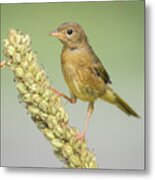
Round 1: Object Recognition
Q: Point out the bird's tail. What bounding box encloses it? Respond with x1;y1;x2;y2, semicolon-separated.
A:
100;87;140;118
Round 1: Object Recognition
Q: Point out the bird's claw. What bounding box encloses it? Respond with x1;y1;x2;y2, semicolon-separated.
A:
76;132;85;142
0;60;7;69
50;87;62;97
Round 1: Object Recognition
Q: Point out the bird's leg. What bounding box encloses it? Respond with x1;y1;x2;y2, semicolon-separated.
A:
0;60;7;69
50;86;77;103
76;102;94;142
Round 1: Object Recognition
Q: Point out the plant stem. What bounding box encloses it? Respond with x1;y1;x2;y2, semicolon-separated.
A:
2;29;97;168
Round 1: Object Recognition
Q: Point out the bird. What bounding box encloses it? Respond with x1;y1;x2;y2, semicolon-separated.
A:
49;22;140;141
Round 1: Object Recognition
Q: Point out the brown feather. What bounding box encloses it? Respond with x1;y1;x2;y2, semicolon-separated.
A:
51;22;139;118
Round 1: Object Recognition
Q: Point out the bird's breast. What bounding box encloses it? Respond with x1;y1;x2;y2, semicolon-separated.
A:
61;48;105;101
61;54;86;100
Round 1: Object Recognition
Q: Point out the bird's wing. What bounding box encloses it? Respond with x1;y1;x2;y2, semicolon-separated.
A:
92;56;112;84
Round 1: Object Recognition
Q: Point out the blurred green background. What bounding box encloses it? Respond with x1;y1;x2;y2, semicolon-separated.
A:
1;1;144;169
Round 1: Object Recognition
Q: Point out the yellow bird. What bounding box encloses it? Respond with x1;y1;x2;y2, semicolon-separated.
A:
49;22;139;141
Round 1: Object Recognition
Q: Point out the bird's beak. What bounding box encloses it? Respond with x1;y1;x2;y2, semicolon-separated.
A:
49;30;64;40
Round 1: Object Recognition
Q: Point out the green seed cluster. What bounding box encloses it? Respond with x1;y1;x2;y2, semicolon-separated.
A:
3;29;97;168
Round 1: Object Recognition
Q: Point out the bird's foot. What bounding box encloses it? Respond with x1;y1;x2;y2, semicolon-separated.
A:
50;86;63;97
76;132;85;142
50;86;77;104
0;60;7;69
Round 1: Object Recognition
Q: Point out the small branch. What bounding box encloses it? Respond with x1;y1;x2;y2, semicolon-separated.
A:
2;29;97;168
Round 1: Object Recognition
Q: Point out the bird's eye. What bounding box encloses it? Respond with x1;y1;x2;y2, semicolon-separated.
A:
67;29;73;35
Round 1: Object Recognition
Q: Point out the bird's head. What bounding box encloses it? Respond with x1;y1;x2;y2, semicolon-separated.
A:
49;22;87;48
